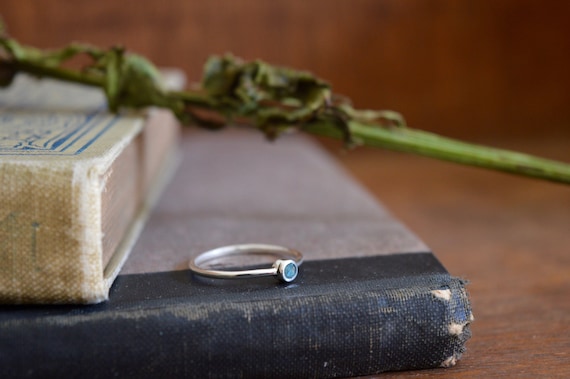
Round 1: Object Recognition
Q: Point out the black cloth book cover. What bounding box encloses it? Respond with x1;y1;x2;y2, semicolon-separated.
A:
0;128;472;378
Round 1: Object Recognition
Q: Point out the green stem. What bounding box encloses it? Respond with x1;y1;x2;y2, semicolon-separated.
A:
9;60;104;88
6;55;570;185
304;120;570;185
10;59;215;109
169;90;214;108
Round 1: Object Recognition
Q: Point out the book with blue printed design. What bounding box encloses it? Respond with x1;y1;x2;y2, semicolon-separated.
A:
0;72;183;303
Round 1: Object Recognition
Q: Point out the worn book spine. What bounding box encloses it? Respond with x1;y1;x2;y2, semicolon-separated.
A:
0;73;182;304
0;254;472;378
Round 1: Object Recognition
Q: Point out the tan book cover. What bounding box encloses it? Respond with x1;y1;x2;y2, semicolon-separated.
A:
0;72;182;304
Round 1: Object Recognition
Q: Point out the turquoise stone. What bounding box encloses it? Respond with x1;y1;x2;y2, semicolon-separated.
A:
284;262;297;280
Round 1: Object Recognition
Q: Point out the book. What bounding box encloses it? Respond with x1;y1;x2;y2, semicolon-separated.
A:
0;128;473;377
0;72;183;304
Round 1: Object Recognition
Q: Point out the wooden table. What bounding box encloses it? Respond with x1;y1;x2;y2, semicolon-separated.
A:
323;136;570;377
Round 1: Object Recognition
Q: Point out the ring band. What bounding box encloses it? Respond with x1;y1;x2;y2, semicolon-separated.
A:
189;244;303;283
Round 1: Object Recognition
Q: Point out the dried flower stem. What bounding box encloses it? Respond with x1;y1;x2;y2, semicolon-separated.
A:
1;32;570;185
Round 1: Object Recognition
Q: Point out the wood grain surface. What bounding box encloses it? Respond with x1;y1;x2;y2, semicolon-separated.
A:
321;136;570;377
3;0;570;138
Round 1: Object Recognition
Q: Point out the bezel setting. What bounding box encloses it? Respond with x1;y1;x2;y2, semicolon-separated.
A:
274;259;298;283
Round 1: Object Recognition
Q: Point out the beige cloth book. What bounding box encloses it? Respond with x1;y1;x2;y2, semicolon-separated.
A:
0;73;182;304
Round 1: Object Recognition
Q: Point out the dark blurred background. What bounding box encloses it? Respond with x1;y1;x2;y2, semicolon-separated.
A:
3;0;570;140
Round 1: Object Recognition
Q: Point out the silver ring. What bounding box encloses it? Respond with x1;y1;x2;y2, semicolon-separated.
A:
189;244;303;283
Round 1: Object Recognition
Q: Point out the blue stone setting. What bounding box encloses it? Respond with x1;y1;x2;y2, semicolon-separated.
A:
275;259;299;282
284;262;298;281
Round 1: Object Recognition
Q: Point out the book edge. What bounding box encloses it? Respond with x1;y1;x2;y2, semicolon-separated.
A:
102;138;181;291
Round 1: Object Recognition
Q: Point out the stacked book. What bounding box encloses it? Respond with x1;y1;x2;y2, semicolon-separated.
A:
0;75;472;378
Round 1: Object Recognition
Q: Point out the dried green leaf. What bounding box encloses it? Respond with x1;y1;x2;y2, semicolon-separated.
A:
201;55;338;139
2;24;570;185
